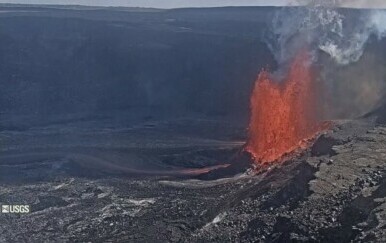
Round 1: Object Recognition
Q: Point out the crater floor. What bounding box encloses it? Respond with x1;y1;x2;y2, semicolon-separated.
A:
1;117;386;242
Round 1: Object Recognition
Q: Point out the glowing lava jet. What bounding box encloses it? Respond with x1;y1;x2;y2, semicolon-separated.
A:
245;50;329;164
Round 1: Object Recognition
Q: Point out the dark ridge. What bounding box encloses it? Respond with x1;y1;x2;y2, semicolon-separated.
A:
311;135;341;157
200;159;315;227
194;150;253;180
259;161;316;210
320;174;386;242
363;102;386;124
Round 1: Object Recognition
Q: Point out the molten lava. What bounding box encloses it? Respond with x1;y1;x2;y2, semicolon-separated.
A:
246;51;328;164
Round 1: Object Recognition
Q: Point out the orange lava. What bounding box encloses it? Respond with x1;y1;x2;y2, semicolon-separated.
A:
245;50;329;164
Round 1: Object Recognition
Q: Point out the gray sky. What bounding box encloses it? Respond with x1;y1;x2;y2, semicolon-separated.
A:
0;0;291;8
0;0;385;9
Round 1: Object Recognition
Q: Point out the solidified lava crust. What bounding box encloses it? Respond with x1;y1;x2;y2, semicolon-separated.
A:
2;117;386;242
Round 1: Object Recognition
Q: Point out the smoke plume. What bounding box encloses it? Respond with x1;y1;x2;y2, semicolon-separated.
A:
266;0;386;65
264;1;386;119
294;0;386;9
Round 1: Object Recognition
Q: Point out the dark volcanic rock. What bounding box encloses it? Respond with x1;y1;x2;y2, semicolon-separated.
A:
1;117;386;242
195;150;254;180
365;102;386;124
311;134;341;156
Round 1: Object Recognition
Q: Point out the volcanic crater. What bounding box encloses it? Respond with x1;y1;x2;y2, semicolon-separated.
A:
0;5;386;243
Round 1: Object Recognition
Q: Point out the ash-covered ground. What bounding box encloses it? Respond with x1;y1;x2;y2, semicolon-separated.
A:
1;112;386;242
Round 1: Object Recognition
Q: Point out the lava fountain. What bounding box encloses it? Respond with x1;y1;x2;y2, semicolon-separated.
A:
245;50;330;164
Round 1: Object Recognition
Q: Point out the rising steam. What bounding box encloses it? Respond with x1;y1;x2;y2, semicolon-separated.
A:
266;0;386;65
247;0;386;163
263;1;386;119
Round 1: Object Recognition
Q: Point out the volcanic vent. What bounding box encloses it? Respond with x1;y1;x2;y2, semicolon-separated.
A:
245;51;330;164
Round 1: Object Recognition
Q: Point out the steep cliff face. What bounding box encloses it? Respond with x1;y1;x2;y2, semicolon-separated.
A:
0;7;385;130
0;7;275;128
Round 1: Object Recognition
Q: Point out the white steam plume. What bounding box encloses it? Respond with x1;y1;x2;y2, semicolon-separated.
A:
266;1;386;65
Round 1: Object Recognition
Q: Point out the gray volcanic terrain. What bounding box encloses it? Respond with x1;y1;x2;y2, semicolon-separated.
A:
0;5;386;242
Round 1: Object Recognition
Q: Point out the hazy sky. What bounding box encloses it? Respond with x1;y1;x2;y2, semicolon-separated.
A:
0;0;291;8
0;0;385;9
